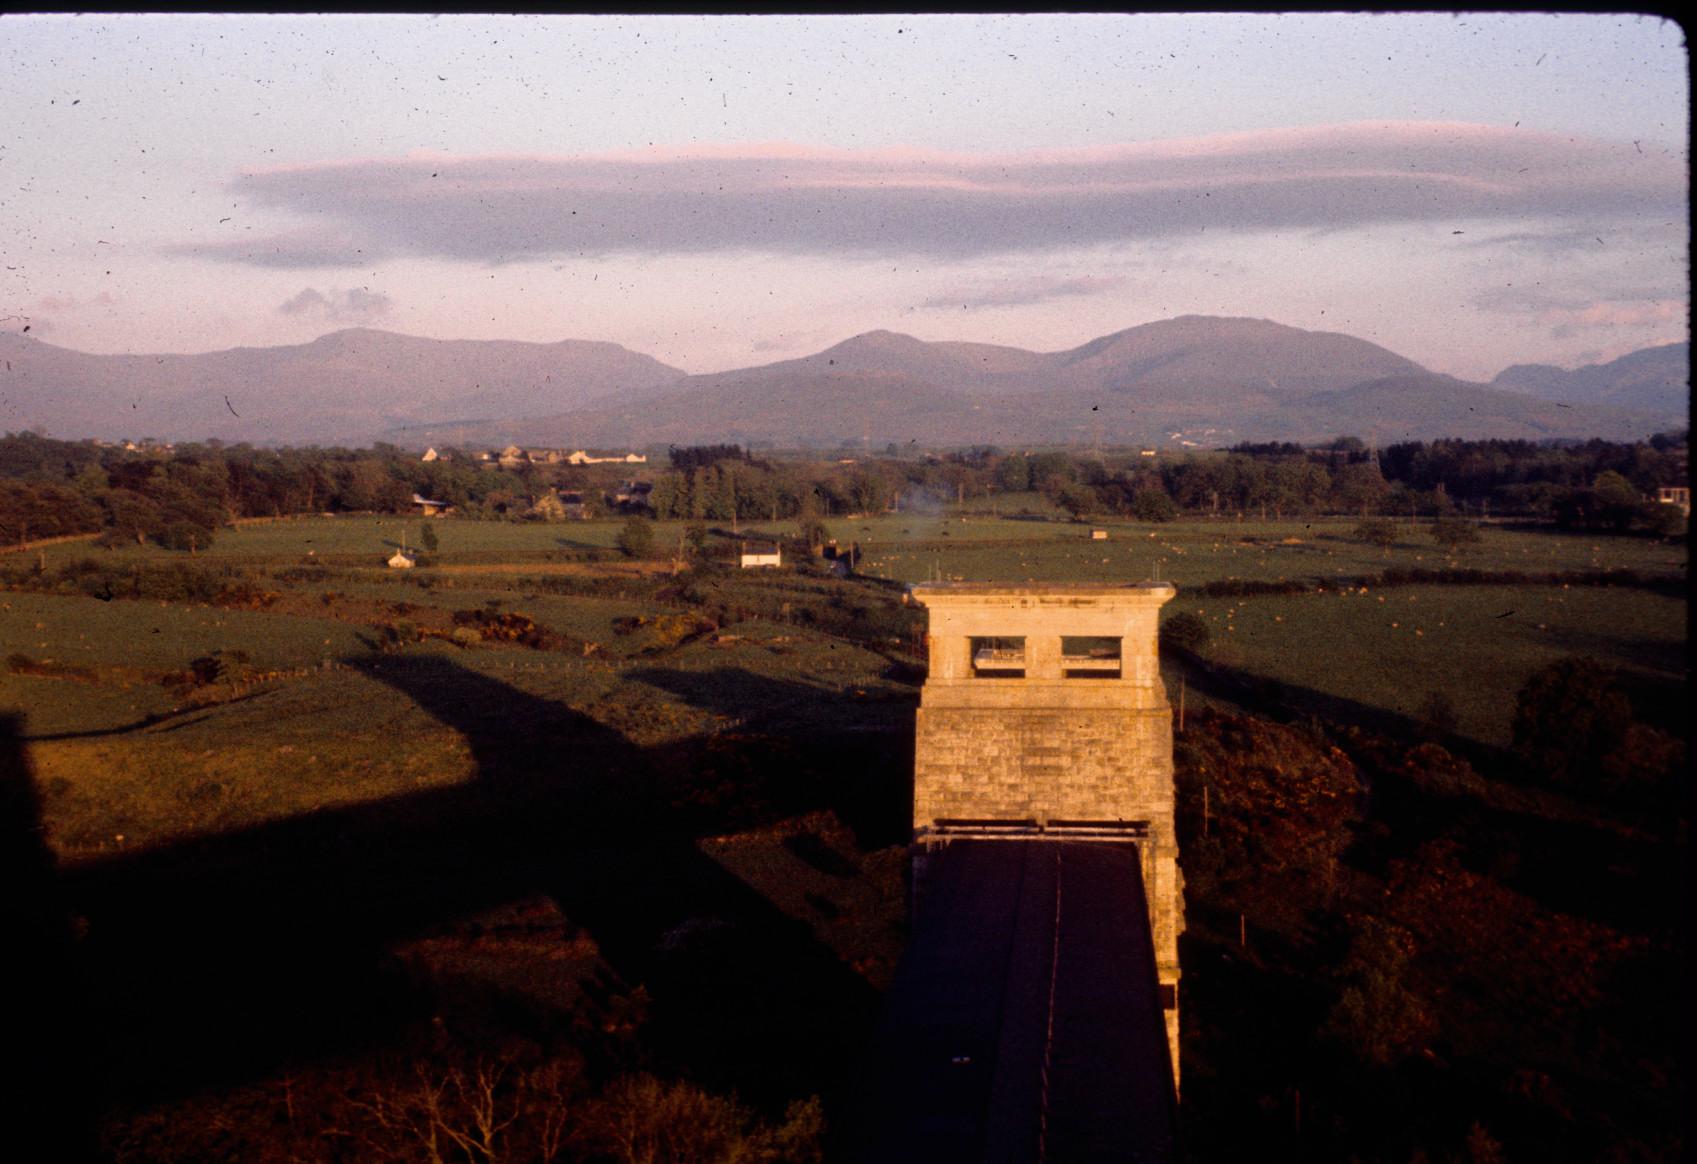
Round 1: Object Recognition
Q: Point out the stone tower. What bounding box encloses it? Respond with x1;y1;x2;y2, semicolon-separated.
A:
908;581;1183;1079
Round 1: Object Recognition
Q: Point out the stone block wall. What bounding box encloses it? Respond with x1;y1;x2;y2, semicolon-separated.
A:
914;706;1172;824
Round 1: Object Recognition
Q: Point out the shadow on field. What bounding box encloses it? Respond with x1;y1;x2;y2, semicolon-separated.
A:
628;662;841;719
21;654;880;1123
1167;644;1507;768
3;713;100;1161
1169;649;1683;934
626;664;915;848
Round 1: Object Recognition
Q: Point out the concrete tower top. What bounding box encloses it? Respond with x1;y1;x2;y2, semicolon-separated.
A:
909;581;1174;700
908;580;1176;600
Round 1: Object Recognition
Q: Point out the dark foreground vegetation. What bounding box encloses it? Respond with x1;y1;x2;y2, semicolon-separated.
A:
1171;660;1684;1162
7;619;1680;1161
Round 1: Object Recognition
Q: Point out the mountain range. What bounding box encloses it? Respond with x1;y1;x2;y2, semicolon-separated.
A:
1;316;1684;449
1489;343;1689;416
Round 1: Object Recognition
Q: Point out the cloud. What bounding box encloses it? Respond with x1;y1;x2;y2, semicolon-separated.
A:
172;229;386;268
278;286;393;324
1463;219;1686;256
172;122;1687;268
1541;299;1685;338
1474;282;1685;327
31;292;117;313
920;275;1128;311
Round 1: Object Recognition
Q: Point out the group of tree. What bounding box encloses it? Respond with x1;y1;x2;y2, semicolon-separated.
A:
0;433;646;550
0;429;1685;554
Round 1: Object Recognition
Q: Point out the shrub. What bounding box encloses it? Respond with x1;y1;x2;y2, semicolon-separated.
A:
156;521;212;553
1131;488;1177;523
450;609;556;649
1323;918;1435;1067
1196;577;1306;598
576;1073;823;1164
1353;517;1398;549
616;516;654;559
1511;656;1633;787
1055;481;1103;520
1428;515;1481;549
1160;611;1211;654
186;649;252;687
1414;691;1459;740
798;517;831;552
1173;709;1365;936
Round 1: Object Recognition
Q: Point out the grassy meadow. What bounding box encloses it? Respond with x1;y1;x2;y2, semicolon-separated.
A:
7;511;1683;849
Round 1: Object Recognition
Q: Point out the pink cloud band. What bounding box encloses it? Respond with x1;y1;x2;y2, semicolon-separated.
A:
170;121;1685;268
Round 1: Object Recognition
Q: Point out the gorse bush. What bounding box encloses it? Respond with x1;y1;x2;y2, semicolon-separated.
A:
1353;517;1398;549
1160;611;1212;654
616;516;654;559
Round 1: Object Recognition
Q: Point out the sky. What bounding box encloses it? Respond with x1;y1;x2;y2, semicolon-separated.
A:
0;12;1687;381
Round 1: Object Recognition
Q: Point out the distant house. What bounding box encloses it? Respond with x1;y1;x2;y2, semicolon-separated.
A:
386;548;417;569
1090;528;1109;540
1656;485;1690;516
613;480;653;510
412;493;453;517
421;447;440;462
1139;448;1158;458
567;449;649;465
497;445;527;468
740;543;782;568
558;491;589;520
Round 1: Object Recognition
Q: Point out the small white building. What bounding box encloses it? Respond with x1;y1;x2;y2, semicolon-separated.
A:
567;449;649;465
386;549;417;569
1090;528;1109;541
739;544;782;569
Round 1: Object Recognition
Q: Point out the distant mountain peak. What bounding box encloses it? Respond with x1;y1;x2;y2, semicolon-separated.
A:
826;329;927;353
1490;340;1687;417
7;317;1675;448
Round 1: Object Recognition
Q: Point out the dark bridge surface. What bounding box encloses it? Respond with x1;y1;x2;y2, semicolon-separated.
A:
846;840;1177;1163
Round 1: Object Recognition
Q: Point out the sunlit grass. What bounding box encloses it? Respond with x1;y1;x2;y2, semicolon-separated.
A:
7;510;1685;864
1179;584;1686;745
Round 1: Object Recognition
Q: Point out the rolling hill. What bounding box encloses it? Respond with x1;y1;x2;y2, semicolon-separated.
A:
1491;342;1689;421
398;317;1671;449
0;329;687;447
3;317;1682;449
1246;373;1669;445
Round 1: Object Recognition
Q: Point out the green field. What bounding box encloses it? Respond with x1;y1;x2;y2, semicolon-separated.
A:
5;511;1685;856
1180;583;1685;744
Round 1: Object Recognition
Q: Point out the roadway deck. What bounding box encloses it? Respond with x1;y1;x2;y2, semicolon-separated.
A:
844;839;1177;1163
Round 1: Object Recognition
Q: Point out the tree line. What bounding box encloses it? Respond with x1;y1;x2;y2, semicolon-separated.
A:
0;429;1686;552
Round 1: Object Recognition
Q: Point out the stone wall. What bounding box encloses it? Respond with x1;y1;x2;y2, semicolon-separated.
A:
913;706;1172;824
